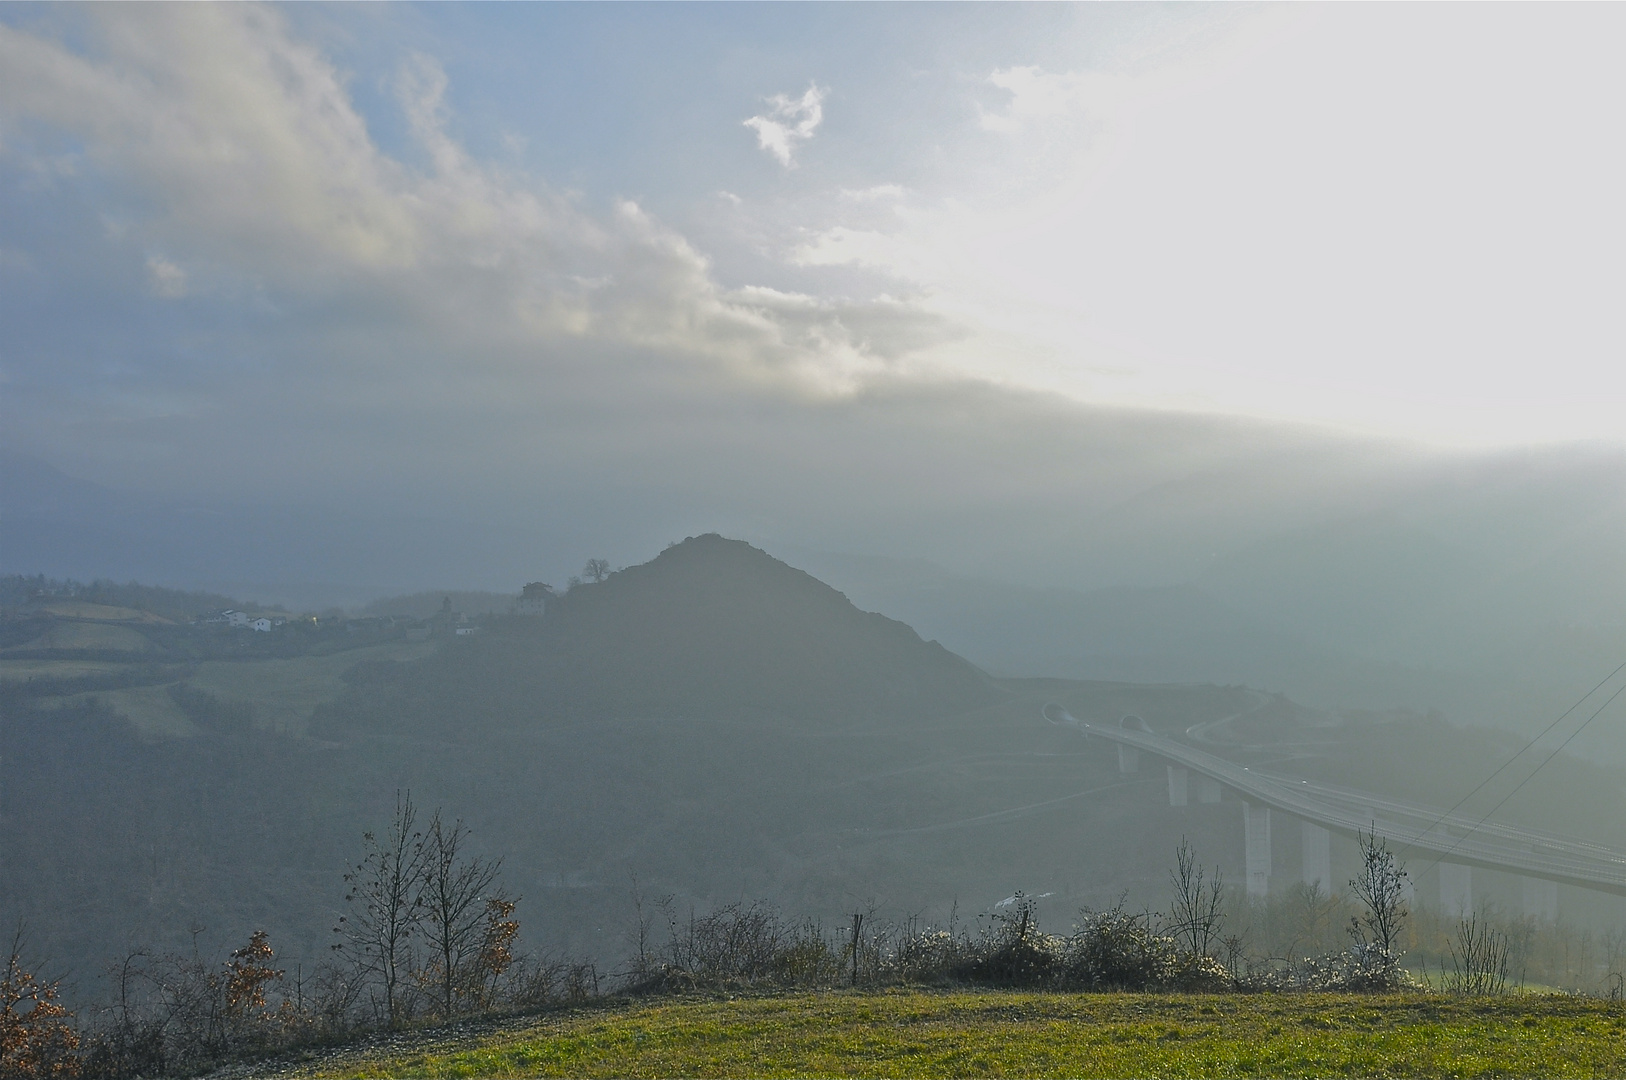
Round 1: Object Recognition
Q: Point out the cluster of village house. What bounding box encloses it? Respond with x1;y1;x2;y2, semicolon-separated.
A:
205;610;285;632
200;583;556;638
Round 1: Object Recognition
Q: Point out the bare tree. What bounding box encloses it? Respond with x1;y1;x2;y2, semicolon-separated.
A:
418;811;504;1019
1446;911;1510;996
336;792;426;1027
582;558;611;583
1348;828;1408;958
1167;838;1226;959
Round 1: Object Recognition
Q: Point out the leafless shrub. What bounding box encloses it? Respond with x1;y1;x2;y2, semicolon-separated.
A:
1167;839;1226;961
334;793;427;1029
876;921;969;985
501;955;600;1010
1348;829;1408;962
1231;946;1419;993
635;901;841;991
78;931;314;1079
416;812;505;1019
1446;912;1511;996
1058;900;1226;991
955;893;1059;987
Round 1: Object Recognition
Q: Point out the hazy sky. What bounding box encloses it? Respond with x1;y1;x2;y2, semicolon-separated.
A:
3;3;1623;587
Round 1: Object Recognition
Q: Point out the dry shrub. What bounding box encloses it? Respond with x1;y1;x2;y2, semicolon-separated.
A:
1;950;81;1080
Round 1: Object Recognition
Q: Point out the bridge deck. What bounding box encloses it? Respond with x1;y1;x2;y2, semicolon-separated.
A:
1044;705;1626;896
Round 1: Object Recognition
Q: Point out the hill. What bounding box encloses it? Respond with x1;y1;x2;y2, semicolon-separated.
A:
325;535;1001;735
5;536;1625;1007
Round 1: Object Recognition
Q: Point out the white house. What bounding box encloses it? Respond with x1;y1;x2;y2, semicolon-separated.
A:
224;610;251;628
251;618;273;632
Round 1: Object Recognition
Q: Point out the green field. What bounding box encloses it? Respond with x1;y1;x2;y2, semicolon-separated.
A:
0;657;139;682
187;640;438;733
11;618;158;652
10;640;438;737
280;990;1626;1079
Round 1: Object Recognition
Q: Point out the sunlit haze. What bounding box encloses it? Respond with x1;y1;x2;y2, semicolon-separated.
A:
5;4;1626;1044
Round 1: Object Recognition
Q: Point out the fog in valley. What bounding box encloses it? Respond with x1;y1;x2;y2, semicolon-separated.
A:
2;1;1625;1034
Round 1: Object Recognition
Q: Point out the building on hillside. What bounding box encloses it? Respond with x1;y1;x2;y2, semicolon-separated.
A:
516;582;553;617
429;596;468;637
251;617;273;632
224;610;251;628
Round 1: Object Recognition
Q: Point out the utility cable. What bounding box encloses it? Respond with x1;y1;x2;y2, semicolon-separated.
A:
1413;677;1626;881
1395;658;1626;858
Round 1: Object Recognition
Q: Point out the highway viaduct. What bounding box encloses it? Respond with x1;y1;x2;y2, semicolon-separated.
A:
1044;704;1626;919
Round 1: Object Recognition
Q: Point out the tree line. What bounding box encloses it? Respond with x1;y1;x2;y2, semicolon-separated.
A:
2;792;594;1080
6;811;1573;1080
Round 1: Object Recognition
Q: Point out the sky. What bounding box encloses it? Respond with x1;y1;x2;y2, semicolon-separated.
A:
2;2;1624;591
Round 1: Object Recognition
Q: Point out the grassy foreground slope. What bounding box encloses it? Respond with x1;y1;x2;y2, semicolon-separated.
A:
284;991;1624;1079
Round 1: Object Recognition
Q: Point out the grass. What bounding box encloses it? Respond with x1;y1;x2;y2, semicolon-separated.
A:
0;658;138;682
11;640;437;737
287;990;1625;1079
55;684;202;738
36;600;169;622
4;619;157;653
187;640;437;733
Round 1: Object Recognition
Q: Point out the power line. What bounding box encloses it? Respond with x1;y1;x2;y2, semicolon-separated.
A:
1396;658;1626;859
1414;677;1626;881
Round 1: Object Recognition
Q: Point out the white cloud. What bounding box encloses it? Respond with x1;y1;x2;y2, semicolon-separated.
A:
145;255;187;298
840;184;905;202
0;15;941;404
743;83;826;167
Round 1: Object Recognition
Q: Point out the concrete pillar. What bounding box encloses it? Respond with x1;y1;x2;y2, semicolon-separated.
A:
1243;801;1271;898
1301;821;1331;891
1440;863;1473;917
1197;777;1223;804
1167;765;1189;807
1117;744;1140;773
1521;876;1558;922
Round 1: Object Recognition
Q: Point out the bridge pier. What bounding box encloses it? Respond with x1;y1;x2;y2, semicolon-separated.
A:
1521;876;1558;921
1440;863;1473;917
1117;745;1140;773
1243;802;1272;898
1301;821;1331;891
1167;766;1188;807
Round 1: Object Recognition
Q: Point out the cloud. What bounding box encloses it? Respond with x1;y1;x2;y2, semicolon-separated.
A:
743;83;826;167
0;13;944;405
0;5;984;524
978;66;1116;134
145;255;186;298
840;184;905;202
3;1;1619;609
